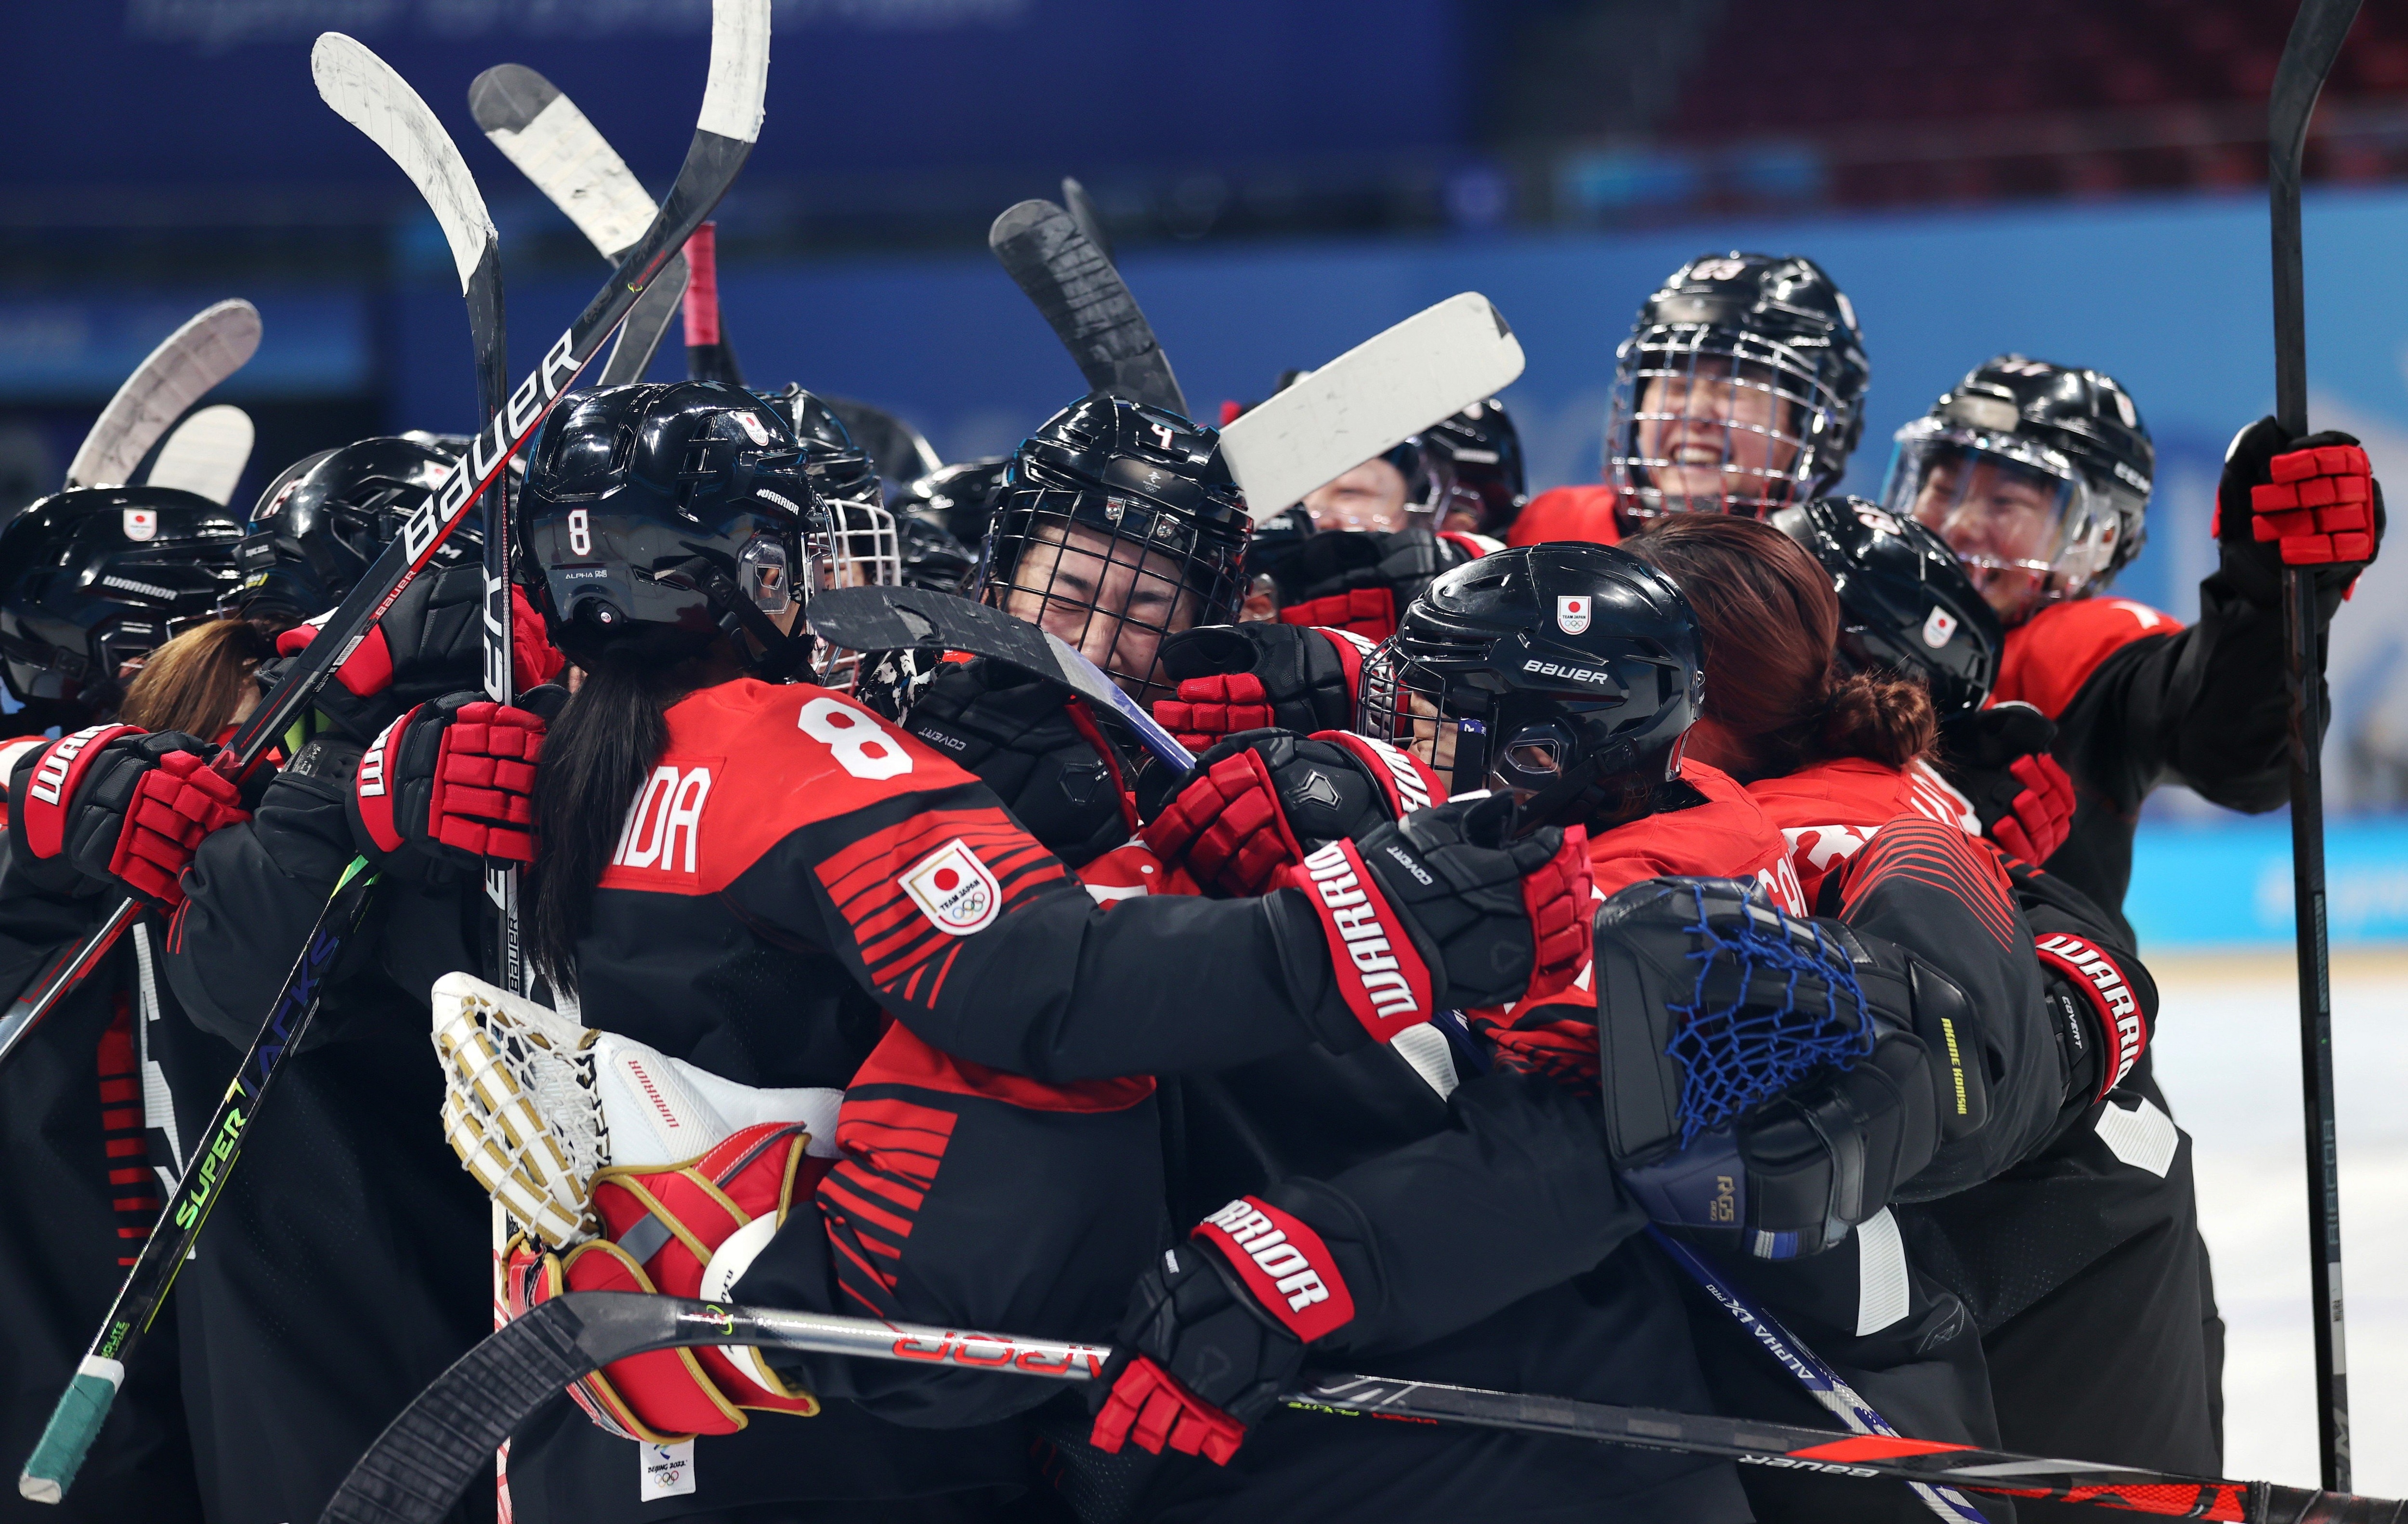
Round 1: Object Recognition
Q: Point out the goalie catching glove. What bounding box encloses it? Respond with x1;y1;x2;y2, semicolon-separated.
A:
1141;728;1443;897
1090;1196;1355;1465
432;973;842;1444
1596;877;1982;1259
5;727;248;909
1283;792;1590;1042
349;691;545;868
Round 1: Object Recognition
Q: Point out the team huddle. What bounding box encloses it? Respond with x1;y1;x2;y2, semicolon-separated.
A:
0;240;2384;1524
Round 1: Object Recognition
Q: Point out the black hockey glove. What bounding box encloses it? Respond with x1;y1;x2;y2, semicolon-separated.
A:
1089;1196;1353;1466
902;658;1133;867
1141;728;1444;897
1259;527;1473;641
7;727;248;909
1153;620;1372;753
348;691;543;870
1283;792;1590;1043
2216;416;2386;613
1935;703;2076;867
1596;877;1954;1258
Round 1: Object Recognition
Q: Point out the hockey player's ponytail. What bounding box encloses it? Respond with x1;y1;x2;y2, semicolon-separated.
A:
120;615;282;737
528;627;711;990
1627;515;1935;780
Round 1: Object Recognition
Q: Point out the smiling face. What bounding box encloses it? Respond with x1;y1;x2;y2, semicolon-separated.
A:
1907;450;2067;619
1633;355;1804;510
996;518;1202;698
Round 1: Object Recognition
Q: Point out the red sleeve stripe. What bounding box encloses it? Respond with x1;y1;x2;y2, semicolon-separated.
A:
821;1168;916;1242
1838;818;2019;950
828;1158;928;1215
824;1220;901;1298
817;807;1060;908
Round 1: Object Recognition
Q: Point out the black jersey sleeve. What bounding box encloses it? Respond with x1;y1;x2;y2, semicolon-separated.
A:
722;782;1367;1080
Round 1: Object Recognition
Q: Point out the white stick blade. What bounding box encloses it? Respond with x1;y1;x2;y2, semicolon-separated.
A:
1218;292;1526;523
313;32;497;295
65;299;262;490
472;65;658;258
699;0;772;144
144;405;254;505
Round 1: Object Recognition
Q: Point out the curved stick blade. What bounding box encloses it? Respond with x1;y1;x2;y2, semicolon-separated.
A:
989;198;1186;418
65;299;261;490
144;404;255;504
314;33;497;298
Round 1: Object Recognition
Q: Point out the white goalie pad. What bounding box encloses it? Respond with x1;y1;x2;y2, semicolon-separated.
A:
431;971;841;1249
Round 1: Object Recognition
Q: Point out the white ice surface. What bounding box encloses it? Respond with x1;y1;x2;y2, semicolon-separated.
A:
2149;950;2408;1494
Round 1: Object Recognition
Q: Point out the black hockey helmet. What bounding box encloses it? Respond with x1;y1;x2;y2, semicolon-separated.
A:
1422;397;1527;535
897;515;976;593
1773;496;2002;717
1606;252;1871;527
976;394;1251;701
233;434;481;621
0;484;243;711
516;380;827;675
1359;541;1704;829
1882;355;2153;624
764;384;901;595
892;457;1011;552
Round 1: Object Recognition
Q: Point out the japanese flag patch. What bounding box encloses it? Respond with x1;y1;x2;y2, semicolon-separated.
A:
899;838;1003;936
1556;595;1591;634
122;508;158;542
1921;605;1958;649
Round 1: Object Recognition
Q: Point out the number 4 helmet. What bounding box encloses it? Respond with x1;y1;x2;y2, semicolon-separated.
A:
1772;496;2002;717
1606;252;1871;529
1881;354;2153;625
1359;541;1704;829
516;380;828;677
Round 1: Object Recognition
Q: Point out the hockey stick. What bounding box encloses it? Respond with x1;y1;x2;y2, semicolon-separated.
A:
2269;0;2363;1490
143;404;254;505
65;299;260;490
803;583;1195;769
0;0;772;1070
316;1289;2407;1524
19;860;383;1503
1647;1228;1988;1524
1214;292;1524;522
990;198;1189;419
1061;175;1112;262
469;63;688;386
682;221;744;384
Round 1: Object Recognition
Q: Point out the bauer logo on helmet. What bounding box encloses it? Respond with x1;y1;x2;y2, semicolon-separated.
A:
900;838;1003;936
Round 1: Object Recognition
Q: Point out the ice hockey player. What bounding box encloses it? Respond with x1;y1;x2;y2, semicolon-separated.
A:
0;482;245;1524
458;380;1583;1520
1760;500;2218;1520
1885;355;2384;936
1510;252;1871;547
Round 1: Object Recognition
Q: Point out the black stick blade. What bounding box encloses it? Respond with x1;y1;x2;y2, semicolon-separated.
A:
807;585;1073;691
989;198;1187;418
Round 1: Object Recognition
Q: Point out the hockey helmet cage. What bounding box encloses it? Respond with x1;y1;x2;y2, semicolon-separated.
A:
1421;397;1528;534
1882;354;2153;623
517;381;827;676
976;394;1251;701
1772;496;2002;716
763;383;901;601
0;484;243;710
1606;252;1871;527
1359;541;1704;828
234;434;480;622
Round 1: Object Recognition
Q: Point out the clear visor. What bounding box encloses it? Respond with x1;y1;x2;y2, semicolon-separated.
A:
736;535;793;615
1881;423;2122;618
1608;334;1841;520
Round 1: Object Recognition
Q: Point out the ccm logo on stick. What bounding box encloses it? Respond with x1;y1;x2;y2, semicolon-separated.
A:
1196;1197;1356;1340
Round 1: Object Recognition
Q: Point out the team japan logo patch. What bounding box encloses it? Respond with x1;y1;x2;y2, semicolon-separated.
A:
1921;605;1958;649
122;508;158;542
1556;595;1592;634
900;838;1003;936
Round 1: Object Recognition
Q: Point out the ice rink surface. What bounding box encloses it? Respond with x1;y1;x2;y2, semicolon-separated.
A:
2151;949;2408;1495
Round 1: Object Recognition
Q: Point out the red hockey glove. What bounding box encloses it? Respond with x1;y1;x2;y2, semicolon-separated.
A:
1283;794;1586;1041
350;692;543;868
1152;622;1373;754
1989;752;2075;865
510;1120;827;1444
2032;929;2153;1107
7;727;248;910
276;570;567;742
1277;586;1396;641
2216;418;2386;605
1142;729;1443;897
1090;1196;1355;1465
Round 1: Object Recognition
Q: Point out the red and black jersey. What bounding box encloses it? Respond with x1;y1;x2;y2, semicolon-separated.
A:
1992;576;2301;940
1506;483;1626;549
1747;755;1983;909
572;677;1363;1087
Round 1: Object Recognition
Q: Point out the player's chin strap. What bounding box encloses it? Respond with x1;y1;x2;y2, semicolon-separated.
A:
659;556;816;683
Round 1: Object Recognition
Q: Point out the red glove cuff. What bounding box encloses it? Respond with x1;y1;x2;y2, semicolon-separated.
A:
1191;1196;1356;1341
17;724;143;859
2033;931;2147;1102
353;709;415;855
1520;824;1593;1003
1283;838;1434;1040
1313;731;1440;815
